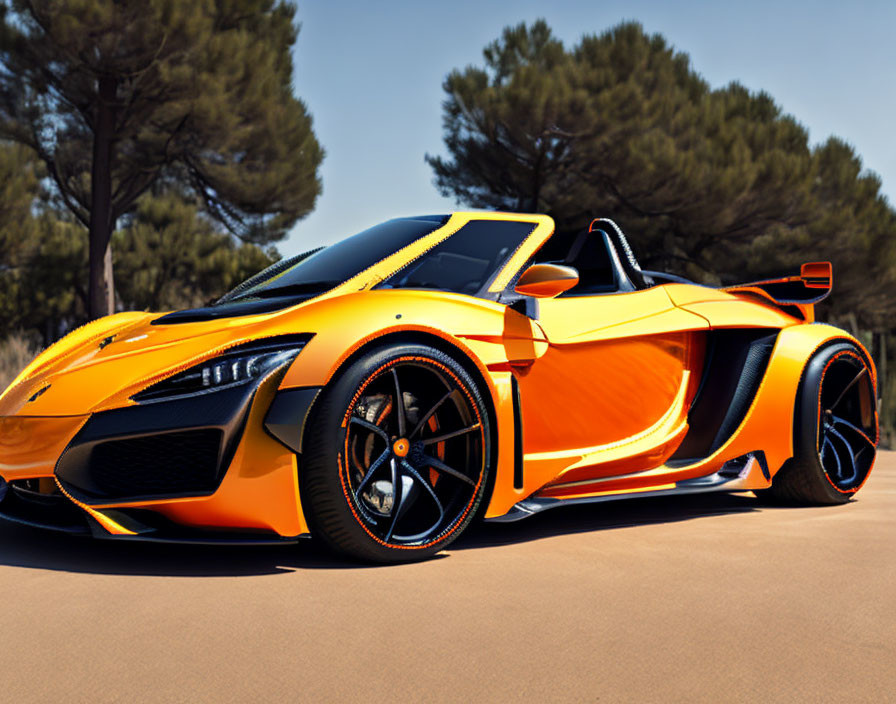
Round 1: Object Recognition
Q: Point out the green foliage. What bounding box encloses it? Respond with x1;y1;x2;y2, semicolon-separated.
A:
0;142;78;340
0;141;40;266
9;215;87;342
0;0;323;317
0;331;41;392
0;0;323;240
427;20;895;299
0;168;278;344
113;192;277;312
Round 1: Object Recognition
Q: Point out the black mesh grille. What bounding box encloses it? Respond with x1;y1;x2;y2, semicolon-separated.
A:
86;429;223;499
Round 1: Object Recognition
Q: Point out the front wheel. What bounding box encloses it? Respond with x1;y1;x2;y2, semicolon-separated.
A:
301;344;491;562
758;342;878;505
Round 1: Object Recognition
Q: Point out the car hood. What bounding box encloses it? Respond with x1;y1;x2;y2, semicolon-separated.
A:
0;302;312;417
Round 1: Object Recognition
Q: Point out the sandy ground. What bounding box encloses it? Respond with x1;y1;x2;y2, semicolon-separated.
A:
1;455;894;703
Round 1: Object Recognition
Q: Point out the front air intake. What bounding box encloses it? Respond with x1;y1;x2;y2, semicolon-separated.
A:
57;429;224;502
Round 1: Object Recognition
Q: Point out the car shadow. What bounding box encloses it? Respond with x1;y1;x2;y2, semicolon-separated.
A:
0;491;768;577
454;490;763;550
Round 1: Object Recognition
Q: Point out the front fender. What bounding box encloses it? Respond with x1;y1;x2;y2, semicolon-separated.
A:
276;290;512;390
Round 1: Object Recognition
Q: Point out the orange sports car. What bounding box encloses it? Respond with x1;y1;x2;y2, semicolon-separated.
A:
0;212;879;562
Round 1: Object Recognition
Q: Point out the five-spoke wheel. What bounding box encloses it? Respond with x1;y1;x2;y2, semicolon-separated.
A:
302;344;490;562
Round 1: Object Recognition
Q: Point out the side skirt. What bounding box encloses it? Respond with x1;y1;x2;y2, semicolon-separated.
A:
487;451;769;523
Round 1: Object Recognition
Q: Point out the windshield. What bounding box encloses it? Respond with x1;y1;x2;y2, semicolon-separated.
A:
228;215;449;301
378;219;536;296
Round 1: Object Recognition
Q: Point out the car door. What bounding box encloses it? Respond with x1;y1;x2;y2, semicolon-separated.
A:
510;235;709;495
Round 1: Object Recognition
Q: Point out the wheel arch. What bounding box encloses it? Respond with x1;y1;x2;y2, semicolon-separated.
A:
768;326;877;478
299;329;503;516
755;331;879;503
790;334;878;453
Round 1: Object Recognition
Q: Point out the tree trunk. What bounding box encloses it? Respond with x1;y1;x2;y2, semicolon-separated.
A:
87;76;117;320
873;330;890;448
874;330;887;399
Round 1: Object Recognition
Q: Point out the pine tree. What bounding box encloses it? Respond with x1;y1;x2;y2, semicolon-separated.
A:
427;21;819;278
0;140;40;269
0;0;323;319
113;191;277;313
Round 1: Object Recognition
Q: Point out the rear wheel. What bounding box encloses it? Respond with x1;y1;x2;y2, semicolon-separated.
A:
301;344;491;562
758;342;878;505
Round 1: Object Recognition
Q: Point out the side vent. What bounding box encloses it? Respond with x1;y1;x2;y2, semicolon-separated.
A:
671;331;778;462
511;376;524;489
709;335;777;453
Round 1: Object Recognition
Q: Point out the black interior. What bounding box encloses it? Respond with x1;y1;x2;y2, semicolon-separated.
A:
589;218;650;290
530;228;636;296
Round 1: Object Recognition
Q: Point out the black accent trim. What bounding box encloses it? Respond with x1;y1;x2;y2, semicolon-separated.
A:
84;509;305;545
488;471;739;523
88;530;304;546
152;295;317;324
0;480;90;534
671;330;779;462
591;229;636;293
727;279;830;305
506;295;539;319
55;380;260;504
717;453;751;478
263;387;322;454
511;375;524;489
216;247;324;305
716;450;770;480
710;333;778;452
641;269;692;285
756;450;771;480
27;385;50;403
589;219;646;290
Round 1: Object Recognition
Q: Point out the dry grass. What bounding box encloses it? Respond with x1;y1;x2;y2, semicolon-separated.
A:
0;333;41;392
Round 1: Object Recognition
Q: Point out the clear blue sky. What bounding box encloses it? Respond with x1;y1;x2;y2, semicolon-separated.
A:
284;0;896;255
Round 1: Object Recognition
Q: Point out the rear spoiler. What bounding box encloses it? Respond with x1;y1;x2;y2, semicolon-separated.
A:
723;262;832;309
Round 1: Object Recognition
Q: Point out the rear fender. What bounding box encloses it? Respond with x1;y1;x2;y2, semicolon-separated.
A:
672;323;872;484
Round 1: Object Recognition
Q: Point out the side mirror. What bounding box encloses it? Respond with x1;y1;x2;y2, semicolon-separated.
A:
514;263;579;298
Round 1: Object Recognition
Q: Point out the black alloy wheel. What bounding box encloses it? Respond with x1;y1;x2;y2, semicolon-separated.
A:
758;342;878;505
816;348;877;492
302;344;490;562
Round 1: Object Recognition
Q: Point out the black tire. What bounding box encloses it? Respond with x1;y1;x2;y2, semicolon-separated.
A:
757;342;878;505
301;343;491;562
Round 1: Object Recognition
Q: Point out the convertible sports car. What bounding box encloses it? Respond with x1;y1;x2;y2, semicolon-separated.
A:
0;212;879;562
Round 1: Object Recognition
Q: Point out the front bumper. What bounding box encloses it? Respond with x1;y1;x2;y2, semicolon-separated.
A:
0;477;303;544
0;376;318;542
55;383;258;505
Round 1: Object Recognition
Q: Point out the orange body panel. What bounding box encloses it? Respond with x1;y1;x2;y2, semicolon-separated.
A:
0;415;88;480
0;211;877;539
526;324;859;502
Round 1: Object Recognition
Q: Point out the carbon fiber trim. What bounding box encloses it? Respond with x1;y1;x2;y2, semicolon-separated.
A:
55;381;258;504
671;330;779;462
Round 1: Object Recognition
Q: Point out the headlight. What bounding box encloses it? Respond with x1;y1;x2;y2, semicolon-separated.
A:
132;335;312;403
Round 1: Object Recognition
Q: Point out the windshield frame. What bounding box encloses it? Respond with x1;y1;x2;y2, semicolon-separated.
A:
228;216;450;303
226;212;556;307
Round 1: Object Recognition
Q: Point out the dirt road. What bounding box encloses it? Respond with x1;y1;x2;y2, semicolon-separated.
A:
1;454;894;702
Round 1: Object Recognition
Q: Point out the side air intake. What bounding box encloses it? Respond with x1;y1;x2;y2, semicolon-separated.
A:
670;330;778;462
